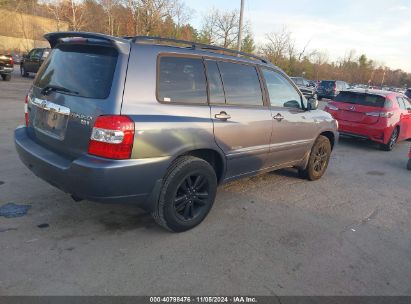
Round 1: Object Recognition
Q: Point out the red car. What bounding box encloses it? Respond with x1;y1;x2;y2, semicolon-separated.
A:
325;89;411;151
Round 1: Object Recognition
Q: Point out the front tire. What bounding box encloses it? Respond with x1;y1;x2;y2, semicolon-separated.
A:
152;156;217;232
380;127;399;151
299;135;332;181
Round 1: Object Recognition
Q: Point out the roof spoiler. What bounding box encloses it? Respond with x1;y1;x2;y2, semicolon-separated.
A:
44;32;130;54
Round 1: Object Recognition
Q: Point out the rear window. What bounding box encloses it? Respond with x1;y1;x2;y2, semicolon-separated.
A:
334;91;387;107
320;81;335;88
35;44;118;99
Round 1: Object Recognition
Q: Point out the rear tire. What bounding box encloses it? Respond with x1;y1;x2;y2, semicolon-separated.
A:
380;127;399;151
152;156;217;232
407;159;411;171
1;74;11;81
20;65;28;77
318;96;322;101
299;135;332;181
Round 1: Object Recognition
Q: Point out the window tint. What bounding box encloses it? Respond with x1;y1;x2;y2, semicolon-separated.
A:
205;60;225;103
218;61;263;106
35;44;118;99
334;92;387;107
262;69;302;109
158;56;207;104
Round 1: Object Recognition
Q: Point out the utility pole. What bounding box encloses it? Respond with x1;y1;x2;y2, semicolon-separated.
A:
237;0;244;52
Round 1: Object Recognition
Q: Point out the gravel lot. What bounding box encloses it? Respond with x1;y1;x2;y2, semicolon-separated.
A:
0;69;410;296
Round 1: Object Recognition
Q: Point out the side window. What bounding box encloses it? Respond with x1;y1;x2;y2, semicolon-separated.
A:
205;60;225;104
262;69;302;109
397;97;406;110
403;97;411;110
32;49;42;60
158;56;207;104
28;49;36;59
217;61;263;106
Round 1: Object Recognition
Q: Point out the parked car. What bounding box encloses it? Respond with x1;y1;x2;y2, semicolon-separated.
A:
317;80;349;100
0;54;14;81
407;147;411;170
20;48;50;77
15;32;338;232
325;89;411;151
290;77;317;100
405;88;411;99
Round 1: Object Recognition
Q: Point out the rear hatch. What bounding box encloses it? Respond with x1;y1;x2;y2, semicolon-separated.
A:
0;54;13;69
27;39;129;159
329;91;388;124
318;80;335;95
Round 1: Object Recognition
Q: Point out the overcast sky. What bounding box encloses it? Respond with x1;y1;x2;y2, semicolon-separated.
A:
187;0;411;72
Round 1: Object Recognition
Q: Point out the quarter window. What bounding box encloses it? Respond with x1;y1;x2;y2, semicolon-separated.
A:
262;69;302;109
158;56;207;104
217;61;263;106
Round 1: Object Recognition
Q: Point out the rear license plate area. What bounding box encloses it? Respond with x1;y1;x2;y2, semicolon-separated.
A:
32;98;70;140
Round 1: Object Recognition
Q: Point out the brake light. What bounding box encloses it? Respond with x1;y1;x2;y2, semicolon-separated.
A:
88;115;135;159
10;57;14;65
24;95;29;126
365;111;394;118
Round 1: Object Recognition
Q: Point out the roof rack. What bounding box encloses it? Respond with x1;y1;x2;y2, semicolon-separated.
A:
125;36;269;64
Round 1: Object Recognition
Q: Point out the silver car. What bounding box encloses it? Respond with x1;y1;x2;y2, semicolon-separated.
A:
15;32;338;232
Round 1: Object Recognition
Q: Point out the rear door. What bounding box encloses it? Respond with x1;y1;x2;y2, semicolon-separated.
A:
27;42;126;159
27;49;42;72
260;68;316;165
207;60;272;178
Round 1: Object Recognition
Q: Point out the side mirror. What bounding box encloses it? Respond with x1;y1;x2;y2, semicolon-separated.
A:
307;97;318;111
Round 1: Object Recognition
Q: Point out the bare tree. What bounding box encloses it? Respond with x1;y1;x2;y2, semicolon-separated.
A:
200;8;239;48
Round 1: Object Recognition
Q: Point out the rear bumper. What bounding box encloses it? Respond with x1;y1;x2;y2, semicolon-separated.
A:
338;120;391;144
15;126;170;208
0;66;13;74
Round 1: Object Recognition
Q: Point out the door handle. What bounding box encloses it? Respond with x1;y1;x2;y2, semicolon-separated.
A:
273;113;284;122
215;111;231;121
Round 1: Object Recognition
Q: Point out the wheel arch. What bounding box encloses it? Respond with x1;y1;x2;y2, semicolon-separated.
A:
180;148;226;184
320;131;335;150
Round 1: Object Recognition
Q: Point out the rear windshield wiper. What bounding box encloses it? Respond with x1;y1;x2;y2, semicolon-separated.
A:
41;85;79;96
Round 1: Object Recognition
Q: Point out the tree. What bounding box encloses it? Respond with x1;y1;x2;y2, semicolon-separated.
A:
200;8;239;48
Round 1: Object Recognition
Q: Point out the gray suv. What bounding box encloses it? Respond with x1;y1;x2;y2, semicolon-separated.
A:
15;32;338;232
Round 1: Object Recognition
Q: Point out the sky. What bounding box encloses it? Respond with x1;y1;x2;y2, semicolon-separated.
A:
186;0;411;72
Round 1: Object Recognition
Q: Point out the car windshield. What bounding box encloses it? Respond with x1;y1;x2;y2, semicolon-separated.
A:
334;91;387;107
34;44;118;99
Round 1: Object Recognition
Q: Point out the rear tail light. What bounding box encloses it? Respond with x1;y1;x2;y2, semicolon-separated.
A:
10;57;14;65
365;111;394;118
88;115;135;160
326;104;339;111
24;95;29;126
